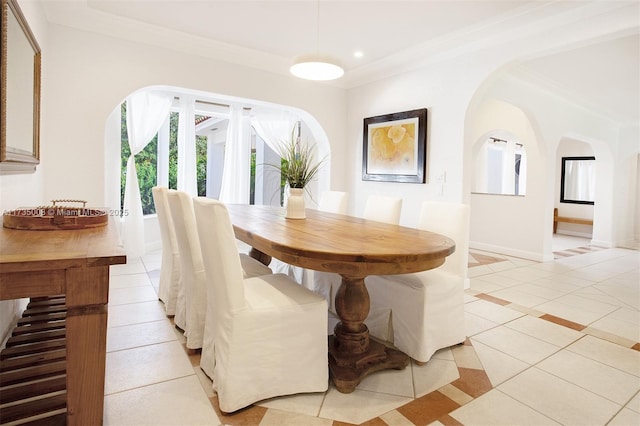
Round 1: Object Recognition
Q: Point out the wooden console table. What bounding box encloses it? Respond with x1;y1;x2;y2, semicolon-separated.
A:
0;219;126;425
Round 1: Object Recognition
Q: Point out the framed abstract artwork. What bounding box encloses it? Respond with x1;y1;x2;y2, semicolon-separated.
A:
362;108;427;183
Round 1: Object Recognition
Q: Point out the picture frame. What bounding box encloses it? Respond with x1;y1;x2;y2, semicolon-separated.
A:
362;108;427;183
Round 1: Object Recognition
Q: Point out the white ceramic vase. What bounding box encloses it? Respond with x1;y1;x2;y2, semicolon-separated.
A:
286;187;306;219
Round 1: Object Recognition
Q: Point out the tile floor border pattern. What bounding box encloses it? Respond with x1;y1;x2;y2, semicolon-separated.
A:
199;287;639;426
114;246;637;426
553;245;608;260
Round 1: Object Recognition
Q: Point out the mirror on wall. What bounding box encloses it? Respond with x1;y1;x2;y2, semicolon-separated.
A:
473;135;527;196
1;0;41;172
561;156;595;204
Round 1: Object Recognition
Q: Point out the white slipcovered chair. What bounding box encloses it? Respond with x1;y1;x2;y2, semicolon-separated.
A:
167;191;272;349
151;187;182;322
365;201;469;363
362;195;403;225
318;190;348;214
192;197;328;413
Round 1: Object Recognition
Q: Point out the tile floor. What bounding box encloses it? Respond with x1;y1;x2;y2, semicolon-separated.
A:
104;237;639;425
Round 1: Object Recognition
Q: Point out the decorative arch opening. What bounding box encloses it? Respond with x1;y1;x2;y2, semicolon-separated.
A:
105;85;331;256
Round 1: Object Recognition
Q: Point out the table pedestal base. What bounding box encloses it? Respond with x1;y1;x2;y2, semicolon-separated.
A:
328;336;409;393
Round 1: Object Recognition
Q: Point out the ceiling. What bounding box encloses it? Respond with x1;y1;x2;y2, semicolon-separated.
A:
41;0;639;124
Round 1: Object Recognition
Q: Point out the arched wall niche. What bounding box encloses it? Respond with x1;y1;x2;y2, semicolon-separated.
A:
471;129;527;197
465;98;551;261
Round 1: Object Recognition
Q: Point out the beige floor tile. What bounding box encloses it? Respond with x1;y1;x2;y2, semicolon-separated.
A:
604;306;638;325
469;277;505;293
534;299;607;325
258;392;326;418
437;383;473;406
573;285;634;308
463;293;479;303
554;293;621;316
412;358;460;398
259;408;332;426
487;261;520;273
109;286;159;306
509;282;570;300
464;311;499;337
450;389;561;425
538;350;640;405
627;392;640;412
110;260;147;276
107;319;177;352
608;408;640;426
589;314;640;342
107;300;167;328
357;361;414;398
528;277;581;294
472;326;560;365
475;272;522;287
451;344;483;369
193;366;215;398
507;304;545;318
489;287;550;307
379;410;415;426
109;273;153;289
583;327;637;348
498;367;621;425
567;335;640;377
464;299;525;324
319;387;412;425
505;315;583;347
467;264;493;277
547;272;595;287
104;375;218;425
529;261;575;273
470;339;529;387
430;347;455;361
105;341;195;395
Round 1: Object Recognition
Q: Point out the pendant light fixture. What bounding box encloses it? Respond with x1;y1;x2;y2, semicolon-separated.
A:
290;1;344;81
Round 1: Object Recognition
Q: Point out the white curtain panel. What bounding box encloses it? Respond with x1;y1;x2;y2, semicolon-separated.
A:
177;96;198;197
123;91;172;257
219;106;252;204
251;109;298;155
156;117;171;188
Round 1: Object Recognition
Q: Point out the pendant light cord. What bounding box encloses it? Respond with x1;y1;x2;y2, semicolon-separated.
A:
316;0;320;54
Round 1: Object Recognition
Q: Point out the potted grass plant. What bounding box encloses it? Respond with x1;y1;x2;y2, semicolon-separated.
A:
273;134;324;219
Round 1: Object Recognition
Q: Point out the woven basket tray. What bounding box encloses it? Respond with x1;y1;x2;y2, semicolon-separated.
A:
3;200;108;230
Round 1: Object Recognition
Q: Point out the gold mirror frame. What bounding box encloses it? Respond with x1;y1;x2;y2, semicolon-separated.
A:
1;0;41;173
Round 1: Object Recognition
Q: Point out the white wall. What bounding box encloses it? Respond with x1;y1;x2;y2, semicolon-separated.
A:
0;0;49;347
43;24;347;208
346;54;496;227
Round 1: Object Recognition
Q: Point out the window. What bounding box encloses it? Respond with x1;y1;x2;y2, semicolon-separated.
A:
473;136;527;196
120;106;208;215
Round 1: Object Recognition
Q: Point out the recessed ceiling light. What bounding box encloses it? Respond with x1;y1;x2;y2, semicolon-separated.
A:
354;51;364;58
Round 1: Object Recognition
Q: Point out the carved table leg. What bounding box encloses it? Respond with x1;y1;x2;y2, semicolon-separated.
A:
248;247;271;266
329;275;409;393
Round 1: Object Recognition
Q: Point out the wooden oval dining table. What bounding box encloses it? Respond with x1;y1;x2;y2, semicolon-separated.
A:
226;204;455;393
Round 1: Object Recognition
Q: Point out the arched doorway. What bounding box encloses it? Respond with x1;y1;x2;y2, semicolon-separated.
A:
105;85;332;255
